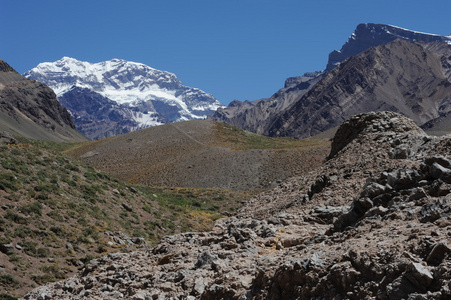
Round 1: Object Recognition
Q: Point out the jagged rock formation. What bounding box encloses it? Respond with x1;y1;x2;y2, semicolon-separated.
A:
23;112;451;299
268;40;451;138
0;59;87;142
24;57;224;139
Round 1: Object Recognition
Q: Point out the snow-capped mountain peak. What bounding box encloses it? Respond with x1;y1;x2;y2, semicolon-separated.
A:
24;57;224;139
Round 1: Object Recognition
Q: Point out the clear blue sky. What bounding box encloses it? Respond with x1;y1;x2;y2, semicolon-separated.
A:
2;0;451;105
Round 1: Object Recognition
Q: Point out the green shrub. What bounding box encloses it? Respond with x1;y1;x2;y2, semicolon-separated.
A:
22;241;37;257
47;211;65;222
0;219;5;232
0;173;18;192
34;184;54;193
65;164;80;172
36;247;50;258
13;226;32;238
84;172;98;181
5;211;26;224
49;226;65;236
0;236;11;244
0;293;18;300
0;274;19;287
142;205;152;213
19;202;42;216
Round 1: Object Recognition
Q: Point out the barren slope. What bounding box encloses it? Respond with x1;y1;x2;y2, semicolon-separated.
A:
65;120;330;191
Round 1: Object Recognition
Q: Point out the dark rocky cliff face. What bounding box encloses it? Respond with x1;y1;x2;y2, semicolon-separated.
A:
267;40;451;138
0;59;86;141
327;23;451;71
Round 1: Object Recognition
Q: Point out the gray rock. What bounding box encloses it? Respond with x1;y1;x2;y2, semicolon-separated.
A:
430;162;451;183
404;262;433;289
194;252;215;269
425;155;451;169
426;242;451;265
0;243;14;254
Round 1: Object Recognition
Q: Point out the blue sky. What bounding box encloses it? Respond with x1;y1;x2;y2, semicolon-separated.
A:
2;0;451;105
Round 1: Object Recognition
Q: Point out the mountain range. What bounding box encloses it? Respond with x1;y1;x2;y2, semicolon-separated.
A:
1;22;451;299
209;23;451;138
24;57;224;139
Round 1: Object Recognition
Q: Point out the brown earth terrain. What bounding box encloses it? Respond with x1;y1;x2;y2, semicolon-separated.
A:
65;120;330;191
23;111;451;299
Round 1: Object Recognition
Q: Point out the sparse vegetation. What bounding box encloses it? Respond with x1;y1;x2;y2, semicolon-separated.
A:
0;139;251;298
0;293;18;300
0;274;19;287
213;122;326;150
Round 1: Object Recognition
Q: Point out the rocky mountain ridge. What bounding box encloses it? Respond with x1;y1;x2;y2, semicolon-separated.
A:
268;39;451;138
209;24;451;139
24;57;224;139
327;23;451;71
23;111;451;299
0;59;87;142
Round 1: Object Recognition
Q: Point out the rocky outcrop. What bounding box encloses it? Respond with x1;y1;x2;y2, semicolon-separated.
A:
328;111;425;159
23;112;451;299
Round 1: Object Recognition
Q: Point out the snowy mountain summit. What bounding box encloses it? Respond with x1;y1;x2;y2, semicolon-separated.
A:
24;57;224;139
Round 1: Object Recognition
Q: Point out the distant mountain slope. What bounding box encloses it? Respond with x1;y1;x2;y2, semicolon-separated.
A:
0;59;87;142
268;40;451;138
208;71;324;135
209;23;451;138
24;57;224;139
65;120;330;191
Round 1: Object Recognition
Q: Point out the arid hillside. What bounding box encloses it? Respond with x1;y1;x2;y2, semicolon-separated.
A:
23;111;451;299
0;137;250;299
66;120;330;191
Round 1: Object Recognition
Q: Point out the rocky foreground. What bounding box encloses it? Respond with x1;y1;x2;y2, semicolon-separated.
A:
24;112;451;299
